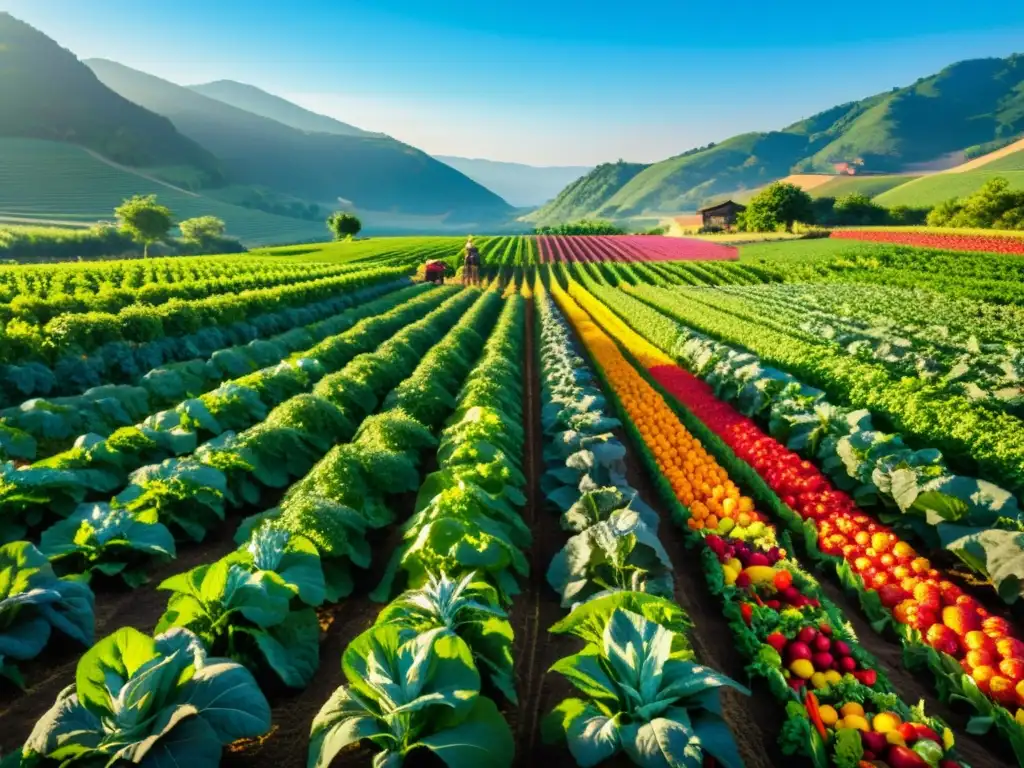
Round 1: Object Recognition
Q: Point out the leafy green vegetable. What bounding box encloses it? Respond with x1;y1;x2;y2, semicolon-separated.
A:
0;541;95;685
308;624;513;768
39;502;175;586
546;608;748;768
14;626;270;767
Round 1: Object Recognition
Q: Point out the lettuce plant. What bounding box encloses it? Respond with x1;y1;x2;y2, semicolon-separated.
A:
375;572;517;702
0;541;94;685
308;624;513;768
12;626;270;767
546;608;748;768
155;551;319;688
39;502;175;586
547;508;674;608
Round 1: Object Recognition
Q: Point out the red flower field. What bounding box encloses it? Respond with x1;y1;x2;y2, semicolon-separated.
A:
831;229;1024;254
536;234;737;262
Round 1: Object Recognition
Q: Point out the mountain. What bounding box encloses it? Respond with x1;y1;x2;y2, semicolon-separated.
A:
0;12;220;180
536;54;1024;221
524;161;648;224
189;80;375;137
87;59;512;221
433;156;591;207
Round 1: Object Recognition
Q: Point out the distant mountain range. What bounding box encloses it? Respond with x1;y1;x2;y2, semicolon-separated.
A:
530;54;1024;224
432;156;591;207
0;12;514;236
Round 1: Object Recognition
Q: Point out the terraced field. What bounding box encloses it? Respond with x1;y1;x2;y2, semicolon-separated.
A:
1;236;1022;768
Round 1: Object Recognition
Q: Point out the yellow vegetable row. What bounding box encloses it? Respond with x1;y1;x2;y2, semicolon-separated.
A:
549;280;762;532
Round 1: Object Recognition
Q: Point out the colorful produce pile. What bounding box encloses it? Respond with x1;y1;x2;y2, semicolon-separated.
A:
831;228;1024;255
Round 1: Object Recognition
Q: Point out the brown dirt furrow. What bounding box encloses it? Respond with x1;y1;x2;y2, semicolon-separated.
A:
509;297;576;766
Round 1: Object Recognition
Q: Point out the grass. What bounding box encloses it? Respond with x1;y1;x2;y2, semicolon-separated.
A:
976;147;1024;172
809;174;917;199
0;138;331;246
875;169;1024;207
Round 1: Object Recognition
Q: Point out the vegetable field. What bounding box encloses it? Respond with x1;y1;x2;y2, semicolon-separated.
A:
1;235;1023;768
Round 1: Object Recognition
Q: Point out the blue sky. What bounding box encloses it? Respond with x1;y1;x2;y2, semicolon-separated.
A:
4;0;1024;165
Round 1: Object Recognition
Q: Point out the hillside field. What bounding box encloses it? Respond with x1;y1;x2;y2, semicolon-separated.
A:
875;168;1024;207
0;138;329;245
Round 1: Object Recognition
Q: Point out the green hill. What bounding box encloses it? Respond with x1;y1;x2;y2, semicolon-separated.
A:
524;161;648;225
0;138;328;244
976;148;1024;171
539;54;1024;222
188;80;375;137
875;169;1024;208
0;12;220;181
86;59;512;222
809;175;919;199
597;133;810;217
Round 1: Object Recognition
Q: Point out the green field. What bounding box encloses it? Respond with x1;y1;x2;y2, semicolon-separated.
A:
0;138;330;245
875;168;1024;207
809;174;917;199
975;147;1024;171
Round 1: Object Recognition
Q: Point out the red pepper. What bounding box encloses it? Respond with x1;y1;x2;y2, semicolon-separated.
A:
766;632;787;652
740;603;753;625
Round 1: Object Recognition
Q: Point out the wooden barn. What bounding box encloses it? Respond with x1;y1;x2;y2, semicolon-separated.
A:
697;200;746;229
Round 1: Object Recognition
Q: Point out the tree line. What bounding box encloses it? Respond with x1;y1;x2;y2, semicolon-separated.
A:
731;176;1024;233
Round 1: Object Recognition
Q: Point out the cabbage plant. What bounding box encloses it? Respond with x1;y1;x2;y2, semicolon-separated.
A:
12;626;270;767
39;502;175;586
547;508;674;608
308;624;513;768
155;546;319;688
375;572;517;702
546;608;748;768
0;541;94;685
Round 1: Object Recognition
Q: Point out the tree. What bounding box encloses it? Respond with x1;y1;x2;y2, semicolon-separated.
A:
927;177;1024;230
832;193;888;226
179;216;226;245
740;182;814;232
114;195;172;257
327;212;362;240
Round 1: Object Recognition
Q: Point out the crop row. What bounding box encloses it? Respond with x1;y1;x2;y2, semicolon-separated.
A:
0;253;308;303
668;283;1024;419
831;229;1024;255
0;261;374;325
0;287;494;767
0;263;411;368
552;274;976;768
623;283;1024;501
0;279;413;457
0;285;455;550
536;234;738;263
569;273;1024;761
307;291;525;767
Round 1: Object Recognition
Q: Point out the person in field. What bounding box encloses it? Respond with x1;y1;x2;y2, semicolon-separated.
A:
424;259;446;284
463;237;481;285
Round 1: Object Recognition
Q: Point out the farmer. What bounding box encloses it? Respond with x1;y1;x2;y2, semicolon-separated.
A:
463;236;481;286
424;259;446;284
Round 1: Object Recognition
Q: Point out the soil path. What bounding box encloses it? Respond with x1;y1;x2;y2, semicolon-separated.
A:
507;297;575;765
